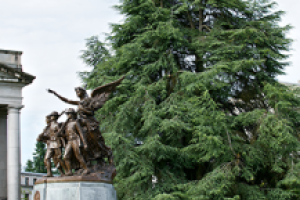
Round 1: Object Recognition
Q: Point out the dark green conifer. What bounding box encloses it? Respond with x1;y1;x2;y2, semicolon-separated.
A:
81;0;300;199
32;141;47;173
25;141;59;174
24;160;34;172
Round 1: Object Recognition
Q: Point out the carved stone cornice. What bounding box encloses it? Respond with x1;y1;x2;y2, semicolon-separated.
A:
0;62;35;85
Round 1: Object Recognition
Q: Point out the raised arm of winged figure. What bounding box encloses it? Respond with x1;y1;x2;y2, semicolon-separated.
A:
47;76;125;113
47;89;79;105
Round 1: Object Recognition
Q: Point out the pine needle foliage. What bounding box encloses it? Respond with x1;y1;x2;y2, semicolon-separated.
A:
24;141;47;173
25;141;58;174
32;141;47;173
24;160;35;172
80;0;300;199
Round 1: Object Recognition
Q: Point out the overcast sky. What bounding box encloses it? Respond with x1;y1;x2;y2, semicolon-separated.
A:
0;0;299;167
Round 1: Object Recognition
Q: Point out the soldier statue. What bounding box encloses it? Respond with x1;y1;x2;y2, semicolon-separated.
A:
57;108;90;176
37;111;66;177
47;76;124;165
35;76;124;182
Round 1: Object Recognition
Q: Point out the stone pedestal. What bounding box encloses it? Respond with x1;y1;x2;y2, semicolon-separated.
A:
32;182;117;200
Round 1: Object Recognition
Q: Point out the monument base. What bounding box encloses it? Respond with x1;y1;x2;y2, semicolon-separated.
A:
32;182;117;200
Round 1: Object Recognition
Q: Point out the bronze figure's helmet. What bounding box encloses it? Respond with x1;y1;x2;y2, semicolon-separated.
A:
65;108;76;114
49;111;59;116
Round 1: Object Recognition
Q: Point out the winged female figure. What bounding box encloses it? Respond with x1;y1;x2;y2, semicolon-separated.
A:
47;76;125;165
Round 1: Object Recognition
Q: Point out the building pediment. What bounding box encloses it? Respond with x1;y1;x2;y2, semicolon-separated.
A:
0;62;35;85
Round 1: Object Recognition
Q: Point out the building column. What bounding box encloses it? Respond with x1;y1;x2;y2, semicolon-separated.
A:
7;105;23;200
0;109;7;200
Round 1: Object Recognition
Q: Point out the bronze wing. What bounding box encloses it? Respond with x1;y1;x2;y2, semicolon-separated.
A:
89;76;125;111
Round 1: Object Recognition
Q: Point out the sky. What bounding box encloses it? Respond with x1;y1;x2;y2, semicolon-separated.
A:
0;0;299;168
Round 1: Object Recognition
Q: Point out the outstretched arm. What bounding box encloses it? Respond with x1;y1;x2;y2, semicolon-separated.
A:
48;89;79;105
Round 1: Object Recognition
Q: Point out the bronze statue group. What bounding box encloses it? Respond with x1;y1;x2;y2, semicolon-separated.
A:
37;77;124;177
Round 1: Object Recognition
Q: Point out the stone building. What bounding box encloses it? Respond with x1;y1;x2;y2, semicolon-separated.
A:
0;49;35;200
21;172;45;200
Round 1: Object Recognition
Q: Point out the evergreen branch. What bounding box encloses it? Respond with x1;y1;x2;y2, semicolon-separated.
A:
202;25;211;32
226;131;236;156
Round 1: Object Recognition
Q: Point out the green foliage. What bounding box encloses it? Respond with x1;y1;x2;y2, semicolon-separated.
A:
25;141;58;174
81;0;300;199
79;35;111;83
21;189;31;200
25;141;47;173
32;141;47;173
24;160;34;172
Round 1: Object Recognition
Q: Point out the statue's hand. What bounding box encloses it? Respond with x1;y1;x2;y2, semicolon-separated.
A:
84;144;88;150
47;89;56;94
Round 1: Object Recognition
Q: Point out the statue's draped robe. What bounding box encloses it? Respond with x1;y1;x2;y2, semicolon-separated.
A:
77;97;112;163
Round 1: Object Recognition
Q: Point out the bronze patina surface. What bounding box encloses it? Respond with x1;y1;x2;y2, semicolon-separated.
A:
37;112;66;177
36;76;124;184
34;191;40;200
35;164;116;185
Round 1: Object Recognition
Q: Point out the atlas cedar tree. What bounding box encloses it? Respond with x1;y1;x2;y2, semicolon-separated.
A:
81;0;300;199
